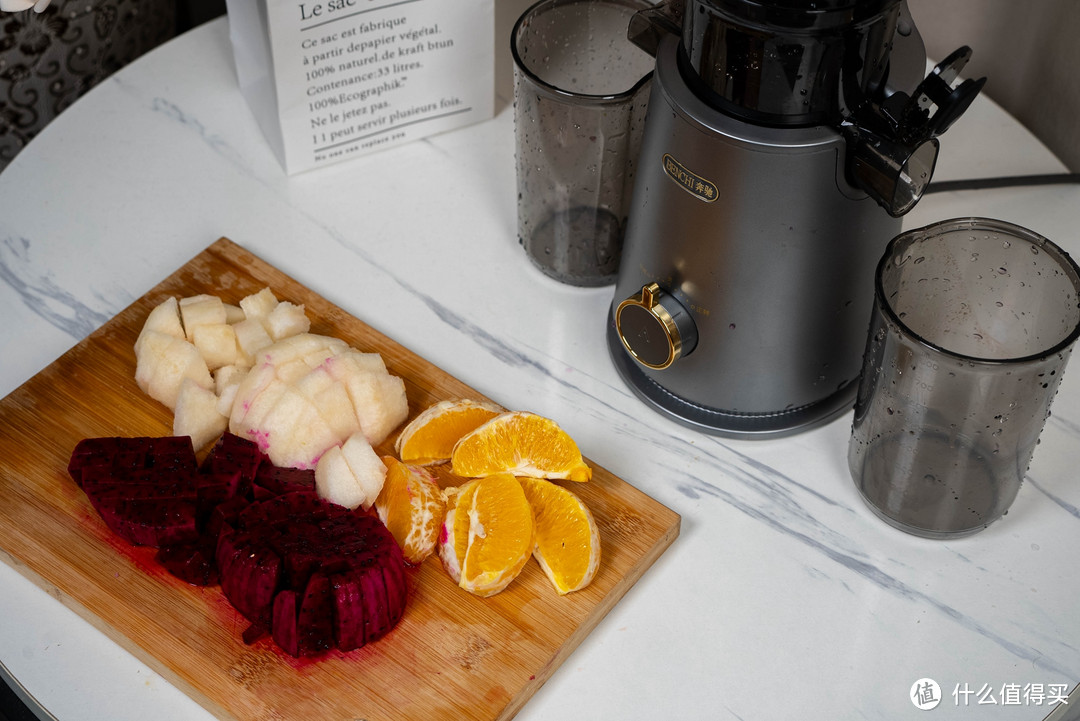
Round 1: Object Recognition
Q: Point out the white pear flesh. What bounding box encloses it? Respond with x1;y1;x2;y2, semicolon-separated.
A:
179;295;227;342
238;287;278;320
135;297;184;355
135;330;213;411
232;318;274;364
339;432;388;507
264;301;311;341
173;378;229;451
315;446;368;510
192;323;238;371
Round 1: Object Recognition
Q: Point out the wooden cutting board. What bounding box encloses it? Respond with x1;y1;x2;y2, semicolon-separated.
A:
0;238;680;721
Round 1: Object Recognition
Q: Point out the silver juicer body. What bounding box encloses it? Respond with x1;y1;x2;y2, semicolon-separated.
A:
608;0;983;438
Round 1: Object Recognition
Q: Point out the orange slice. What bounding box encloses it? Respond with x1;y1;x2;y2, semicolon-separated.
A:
450;411;592;483
437;480;479;585
438;472;534;597
374;457;446;565
394;399;502;465
518;478;601;595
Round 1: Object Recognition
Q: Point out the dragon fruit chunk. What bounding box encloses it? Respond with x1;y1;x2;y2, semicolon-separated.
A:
295;572;335;657
217;492;407;657
68;436;196;487
156;540;219;586
89;496;199;547
200;432;263;491
216;530;283;628
253;463;317;497
271;590;300;656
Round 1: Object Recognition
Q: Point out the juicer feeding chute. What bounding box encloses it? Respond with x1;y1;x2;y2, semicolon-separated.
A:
608;0;985;437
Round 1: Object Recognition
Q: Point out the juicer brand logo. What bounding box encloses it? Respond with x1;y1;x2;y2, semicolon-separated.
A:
662;153;717;203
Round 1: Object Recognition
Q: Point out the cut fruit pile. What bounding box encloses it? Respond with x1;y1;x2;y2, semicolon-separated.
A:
63;286;605;662
382;400;602;597
68;432;407;656
133;287;408;512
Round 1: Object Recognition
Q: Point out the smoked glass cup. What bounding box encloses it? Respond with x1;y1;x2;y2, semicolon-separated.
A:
849;218;1080;538
511;0;654;286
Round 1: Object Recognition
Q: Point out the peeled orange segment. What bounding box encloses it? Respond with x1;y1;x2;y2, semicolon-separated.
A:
449;411;592;483
394;399;502;465
518;478;601;595
438;473;535;597
374;457;446;565
438;480;479;585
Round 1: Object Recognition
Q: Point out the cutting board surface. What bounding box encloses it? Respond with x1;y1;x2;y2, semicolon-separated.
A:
0;238;680;721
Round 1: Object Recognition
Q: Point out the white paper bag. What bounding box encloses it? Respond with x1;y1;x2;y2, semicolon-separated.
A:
226;0;495;174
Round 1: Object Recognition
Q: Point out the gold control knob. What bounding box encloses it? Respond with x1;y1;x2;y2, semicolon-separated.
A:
615;283;698;370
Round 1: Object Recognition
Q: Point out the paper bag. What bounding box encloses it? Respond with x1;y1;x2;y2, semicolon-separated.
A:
226;0;495;174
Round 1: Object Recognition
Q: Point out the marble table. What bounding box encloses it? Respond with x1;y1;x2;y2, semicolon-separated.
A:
1;13;1078;721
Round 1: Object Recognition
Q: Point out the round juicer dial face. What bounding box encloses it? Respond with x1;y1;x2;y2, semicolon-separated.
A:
615;283;698;370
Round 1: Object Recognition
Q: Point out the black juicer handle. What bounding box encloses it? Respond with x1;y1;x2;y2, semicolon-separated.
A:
901;47;987;140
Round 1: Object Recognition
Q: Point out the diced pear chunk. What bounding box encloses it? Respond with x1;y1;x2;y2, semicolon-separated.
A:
315;447;365;510
232;376;288;442
326;350;387;378
223;303;245;324
264;301;310;341
214;364;249;396
342;371;409;445
273;358;311;385
173;378;228;450
340;433;388;505
314;434;386;510
239;287;278;321
228;363;277;431
135;330;213;411
217;381;241;419
179;293;217;305
179;295;227;342
302;347;341;369
192;323;238;371
253;333;347;367
213;365;248;417
233;318;274;364
135;297;184;355
295;368;360;440
254;387;338;469
314;381;361;440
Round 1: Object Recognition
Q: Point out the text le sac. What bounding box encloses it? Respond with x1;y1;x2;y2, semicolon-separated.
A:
300;0;368;21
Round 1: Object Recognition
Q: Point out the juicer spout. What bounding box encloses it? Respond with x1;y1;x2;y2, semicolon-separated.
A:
627;0;684;56
845;46;986;216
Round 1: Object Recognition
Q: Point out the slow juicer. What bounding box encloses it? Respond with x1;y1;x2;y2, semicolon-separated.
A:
607;0;984;437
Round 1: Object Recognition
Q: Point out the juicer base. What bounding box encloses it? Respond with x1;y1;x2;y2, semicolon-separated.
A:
606;311;857;439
